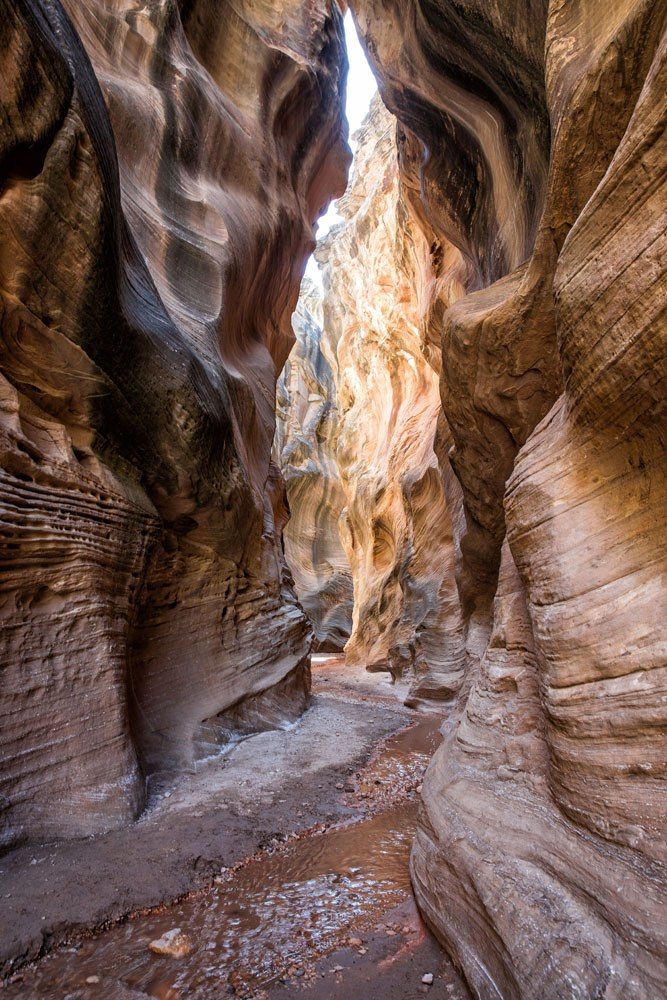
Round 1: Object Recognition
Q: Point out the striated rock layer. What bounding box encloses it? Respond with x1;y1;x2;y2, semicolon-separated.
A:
274;279;353;651
1;0;665;991
351;0;667;995
0;0;349;847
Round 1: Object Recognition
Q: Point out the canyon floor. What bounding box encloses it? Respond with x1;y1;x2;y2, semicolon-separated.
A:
0;658;467;999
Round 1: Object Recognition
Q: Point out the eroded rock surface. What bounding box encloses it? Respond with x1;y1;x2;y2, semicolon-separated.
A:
274;279;353;652
350;0;667;995
0;0;349;847
1;0;665;994
314;97;465;695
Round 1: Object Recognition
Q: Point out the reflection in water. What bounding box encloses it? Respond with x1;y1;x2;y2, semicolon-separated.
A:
11;717;442;999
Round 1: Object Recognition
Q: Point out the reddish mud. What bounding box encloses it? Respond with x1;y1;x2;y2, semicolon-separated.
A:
2;659;468;998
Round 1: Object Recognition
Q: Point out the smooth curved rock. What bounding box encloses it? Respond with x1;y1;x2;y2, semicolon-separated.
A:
1;0;665;992
0;0;349;846
350;0;667;994
315;96;465;694
274;278;353;652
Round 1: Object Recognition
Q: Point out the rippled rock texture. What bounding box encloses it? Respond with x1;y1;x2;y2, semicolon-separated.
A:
351;0;667;995
0;0;349;847
274;279;353;651
310;97;464;695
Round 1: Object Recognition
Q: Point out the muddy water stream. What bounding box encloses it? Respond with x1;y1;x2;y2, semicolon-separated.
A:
9;715;443;999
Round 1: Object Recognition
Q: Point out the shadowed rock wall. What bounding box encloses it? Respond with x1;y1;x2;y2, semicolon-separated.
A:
1;0;665;990
0;0;349;847
350;0;667;995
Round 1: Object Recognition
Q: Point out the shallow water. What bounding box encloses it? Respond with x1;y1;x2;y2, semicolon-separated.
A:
10;715;442;999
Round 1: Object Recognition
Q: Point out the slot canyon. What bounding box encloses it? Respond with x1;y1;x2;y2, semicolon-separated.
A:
0;0;665;997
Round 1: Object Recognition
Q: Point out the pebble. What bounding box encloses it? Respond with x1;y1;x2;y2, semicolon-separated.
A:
348;937;363;947
422;972;434;985
148;928;193;958
85;977;100;985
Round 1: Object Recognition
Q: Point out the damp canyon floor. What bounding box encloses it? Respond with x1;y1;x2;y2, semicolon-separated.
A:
1;658;468;999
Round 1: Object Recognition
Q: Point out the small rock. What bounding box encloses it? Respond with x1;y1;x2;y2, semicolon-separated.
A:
335;783;344;790
358;947;367;955
330;965;344;974
85;977;100;985
385;928;396;936
148;928;193;958
422;973;434;985
416;784;423;793
348;937;363;948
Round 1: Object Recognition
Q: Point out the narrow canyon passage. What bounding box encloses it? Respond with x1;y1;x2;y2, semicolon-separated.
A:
2;25;479;998
0;0;665;998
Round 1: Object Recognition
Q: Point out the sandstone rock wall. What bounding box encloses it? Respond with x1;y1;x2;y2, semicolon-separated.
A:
312;96;464;698
1;0;665;990
274;279;353;651
350;0;667;994
0;0;349;847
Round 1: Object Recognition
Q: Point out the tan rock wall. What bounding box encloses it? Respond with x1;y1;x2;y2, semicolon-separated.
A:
351;0;667;994
313;97;464;698
274;279;353;651
0;0;349;845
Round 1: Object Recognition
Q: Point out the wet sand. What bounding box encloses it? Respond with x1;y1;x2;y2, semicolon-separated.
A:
1;659;468;998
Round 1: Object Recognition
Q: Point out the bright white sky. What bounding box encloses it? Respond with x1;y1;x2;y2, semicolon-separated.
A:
305;12;377;285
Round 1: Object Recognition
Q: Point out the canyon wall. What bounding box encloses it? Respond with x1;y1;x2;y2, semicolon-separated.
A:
311;96;465;698
1;0;665;993
274;279;353;651
351;0;667;995
0;0;349;847
277;98;464;695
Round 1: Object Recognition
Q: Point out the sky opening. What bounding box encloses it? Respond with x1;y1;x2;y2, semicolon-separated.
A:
305;12;378;285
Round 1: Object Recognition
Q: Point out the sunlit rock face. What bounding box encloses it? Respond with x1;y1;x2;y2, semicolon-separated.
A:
315;96;465;698
274;279;353;652
351;0;667;995
0;0;349;847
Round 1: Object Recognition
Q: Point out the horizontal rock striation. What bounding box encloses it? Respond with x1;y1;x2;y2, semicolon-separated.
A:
0;0;349;847
274;278;353;652
1;0;665;992
351;0;667;995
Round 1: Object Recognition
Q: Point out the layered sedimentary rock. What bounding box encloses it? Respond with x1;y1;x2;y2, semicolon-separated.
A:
313;96;464;697
0;0;349;847
274;278;353;651
2;0;665;991
350;0;667;995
